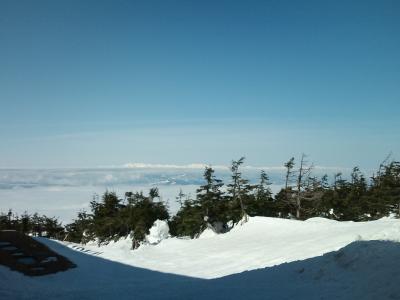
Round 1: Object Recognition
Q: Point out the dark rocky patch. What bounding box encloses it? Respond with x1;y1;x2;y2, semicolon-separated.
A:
0;230;76;276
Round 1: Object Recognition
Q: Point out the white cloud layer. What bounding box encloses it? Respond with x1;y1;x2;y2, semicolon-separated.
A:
0;165;352;223
0;164;353;190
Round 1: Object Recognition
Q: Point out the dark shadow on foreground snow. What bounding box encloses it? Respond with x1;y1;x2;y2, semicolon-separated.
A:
207;240;400;300
1;239;399;300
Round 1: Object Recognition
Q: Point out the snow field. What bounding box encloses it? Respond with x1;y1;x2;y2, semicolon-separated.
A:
2;216;400;299
67;216;400;279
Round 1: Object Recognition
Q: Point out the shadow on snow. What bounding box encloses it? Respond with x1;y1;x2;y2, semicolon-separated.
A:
1;239;400;300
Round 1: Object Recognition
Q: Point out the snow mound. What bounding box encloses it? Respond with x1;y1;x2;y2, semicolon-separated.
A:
304;217;340;223
146;220;170;244
198;228;218;239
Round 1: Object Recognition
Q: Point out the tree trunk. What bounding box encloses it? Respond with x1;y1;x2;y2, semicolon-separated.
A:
296;154;305;220
239;195;247;222
296;199;301;219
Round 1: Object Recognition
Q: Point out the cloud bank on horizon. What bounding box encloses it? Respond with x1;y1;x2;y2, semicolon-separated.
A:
0;163;376;223
0;163;354;191
122;162;350;171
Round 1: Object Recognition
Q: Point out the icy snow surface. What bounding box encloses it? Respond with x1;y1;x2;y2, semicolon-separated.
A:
1;216;400;299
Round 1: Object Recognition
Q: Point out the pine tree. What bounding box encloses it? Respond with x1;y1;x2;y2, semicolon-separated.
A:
149;187;160;201
284;157;295;190
252;170;275;216
196;166;225;230
176;188;186;208
227;157;254;223
256;170;273;201
169;197;203;238
65;211;93;243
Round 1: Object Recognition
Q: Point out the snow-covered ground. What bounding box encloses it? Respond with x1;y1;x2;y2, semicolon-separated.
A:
1;217;400;299
68;216;400;279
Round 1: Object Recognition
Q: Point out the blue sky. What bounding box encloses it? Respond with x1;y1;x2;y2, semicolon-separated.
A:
0;0;399;169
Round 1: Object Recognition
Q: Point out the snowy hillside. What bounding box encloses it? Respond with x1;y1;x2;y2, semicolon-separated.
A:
66;216;400;279
1;216;400;299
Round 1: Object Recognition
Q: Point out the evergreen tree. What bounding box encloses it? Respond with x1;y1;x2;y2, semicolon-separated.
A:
284;157;295;190
176;188;186;208
367;161;400;218
227;157;255;223
252;170;276;216
122;189;169;248
169;197;203;238
196;166;225;227
149;187;160;201
170;167;226;237
65;211;93;243
90;191;125;242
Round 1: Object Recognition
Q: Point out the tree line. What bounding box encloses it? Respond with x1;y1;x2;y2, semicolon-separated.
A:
170;155;400;237
1;155;399;247
0;210;64;239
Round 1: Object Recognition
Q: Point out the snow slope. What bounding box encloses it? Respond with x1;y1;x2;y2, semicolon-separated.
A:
1;217;400;299
68;216;400;279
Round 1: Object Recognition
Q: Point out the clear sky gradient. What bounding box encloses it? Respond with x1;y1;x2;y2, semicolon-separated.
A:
0;0;399;170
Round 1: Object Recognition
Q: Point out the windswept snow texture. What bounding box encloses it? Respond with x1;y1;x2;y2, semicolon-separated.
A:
1;217;400;299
